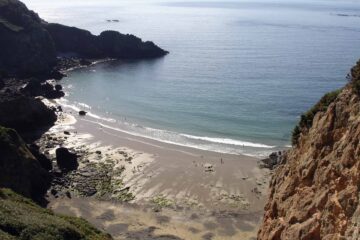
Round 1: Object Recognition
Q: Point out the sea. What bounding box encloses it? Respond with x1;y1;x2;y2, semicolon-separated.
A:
23;0;360;157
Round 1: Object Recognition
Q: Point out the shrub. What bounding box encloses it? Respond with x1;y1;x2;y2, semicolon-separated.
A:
292;89;341;145
350;60;360;94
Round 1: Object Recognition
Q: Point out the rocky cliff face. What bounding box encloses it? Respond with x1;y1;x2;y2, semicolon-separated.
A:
258;61;360;239
0;94;56;135
0;126;51;201
0;0;168;76
0;0;57;76
44;23;168;59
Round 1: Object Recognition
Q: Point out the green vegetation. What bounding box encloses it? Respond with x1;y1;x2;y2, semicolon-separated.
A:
152;195;173;208
350;60;360;94
0;188;112;240
291;89;341;145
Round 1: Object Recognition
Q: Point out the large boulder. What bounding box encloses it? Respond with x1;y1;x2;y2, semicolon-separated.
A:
0;126;51;201
0;0;57;76
55;147;78;171
0;95;57;134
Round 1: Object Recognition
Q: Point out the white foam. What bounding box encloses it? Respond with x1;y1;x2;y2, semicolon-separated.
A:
56;99;116;123
180;134;275;148
81;119;273;158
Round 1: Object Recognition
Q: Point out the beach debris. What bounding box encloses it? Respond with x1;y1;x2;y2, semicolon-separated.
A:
204;163;214;172
63;131;70;135
78;110;87;116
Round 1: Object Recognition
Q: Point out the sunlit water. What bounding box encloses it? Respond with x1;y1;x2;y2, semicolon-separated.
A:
24;0;360;157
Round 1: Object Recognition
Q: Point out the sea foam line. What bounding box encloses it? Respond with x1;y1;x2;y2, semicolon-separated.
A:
180;134;275;148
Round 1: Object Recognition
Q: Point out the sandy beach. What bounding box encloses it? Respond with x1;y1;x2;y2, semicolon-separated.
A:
40;103;270;240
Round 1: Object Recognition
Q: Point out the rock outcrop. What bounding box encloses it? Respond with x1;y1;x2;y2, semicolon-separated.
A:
0;95;56;134
21;78;65;99
0;0;57;76
258;61;360;239
44;23;169;59
0;126;51;201
0;0;168;77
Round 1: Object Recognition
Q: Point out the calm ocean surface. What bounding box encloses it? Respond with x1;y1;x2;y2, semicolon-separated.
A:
24;0;360;157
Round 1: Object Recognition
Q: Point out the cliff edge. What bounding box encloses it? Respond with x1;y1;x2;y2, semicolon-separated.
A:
258;61;360;239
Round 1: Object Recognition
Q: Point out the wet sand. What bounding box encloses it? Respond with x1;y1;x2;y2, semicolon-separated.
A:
44;105;270;239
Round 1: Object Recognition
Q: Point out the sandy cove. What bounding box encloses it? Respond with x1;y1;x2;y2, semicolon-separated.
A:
39;101;270;240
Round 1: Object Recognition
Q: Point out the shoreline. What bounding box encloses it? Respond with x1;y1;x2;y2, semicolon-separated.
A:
40;101;271;239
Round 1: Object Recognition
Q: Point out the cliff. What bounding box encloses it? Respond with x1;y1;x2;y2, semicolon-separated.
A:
0;0;57;76
258;61;360;239
0;126;51;201
44;23;169;59
0;0;168;76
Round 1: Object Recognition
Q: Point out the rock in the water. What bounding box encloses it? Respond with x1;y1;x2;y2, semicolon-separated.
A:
79;110;87;116
55;147;78;171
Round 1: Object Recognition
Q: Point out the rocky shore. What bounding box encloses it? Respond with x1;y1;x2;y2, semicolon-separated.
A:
0;0;168;239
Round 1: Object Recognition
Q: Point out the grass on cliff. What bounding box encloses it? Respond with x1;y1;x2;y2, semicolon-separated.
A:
0;188;112;240
292;89;341;145
350;60;360;94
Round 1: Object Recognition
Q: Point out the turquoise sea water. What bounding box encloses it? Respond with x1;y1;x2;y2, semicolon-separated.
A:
24;0;360;157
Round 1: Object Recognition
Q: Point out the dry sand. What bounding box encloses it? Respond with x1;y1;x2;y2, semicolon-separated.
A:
43;104;270;240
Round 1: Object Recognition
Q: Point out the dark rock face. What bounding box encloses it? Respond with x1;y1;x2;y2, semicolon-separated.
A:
0;95;56;134
45;23;168;59
0;0;57;76
21;79;65;99
56;147;78;171
44;23;102;58
0;126;51;201
28;143;52;170
0;79;4;89
0;0;167;77
97;30;168;59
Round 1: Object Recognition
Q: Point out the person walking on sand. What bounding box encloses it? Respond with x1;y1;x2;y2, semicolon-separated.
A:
221;158;223;164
